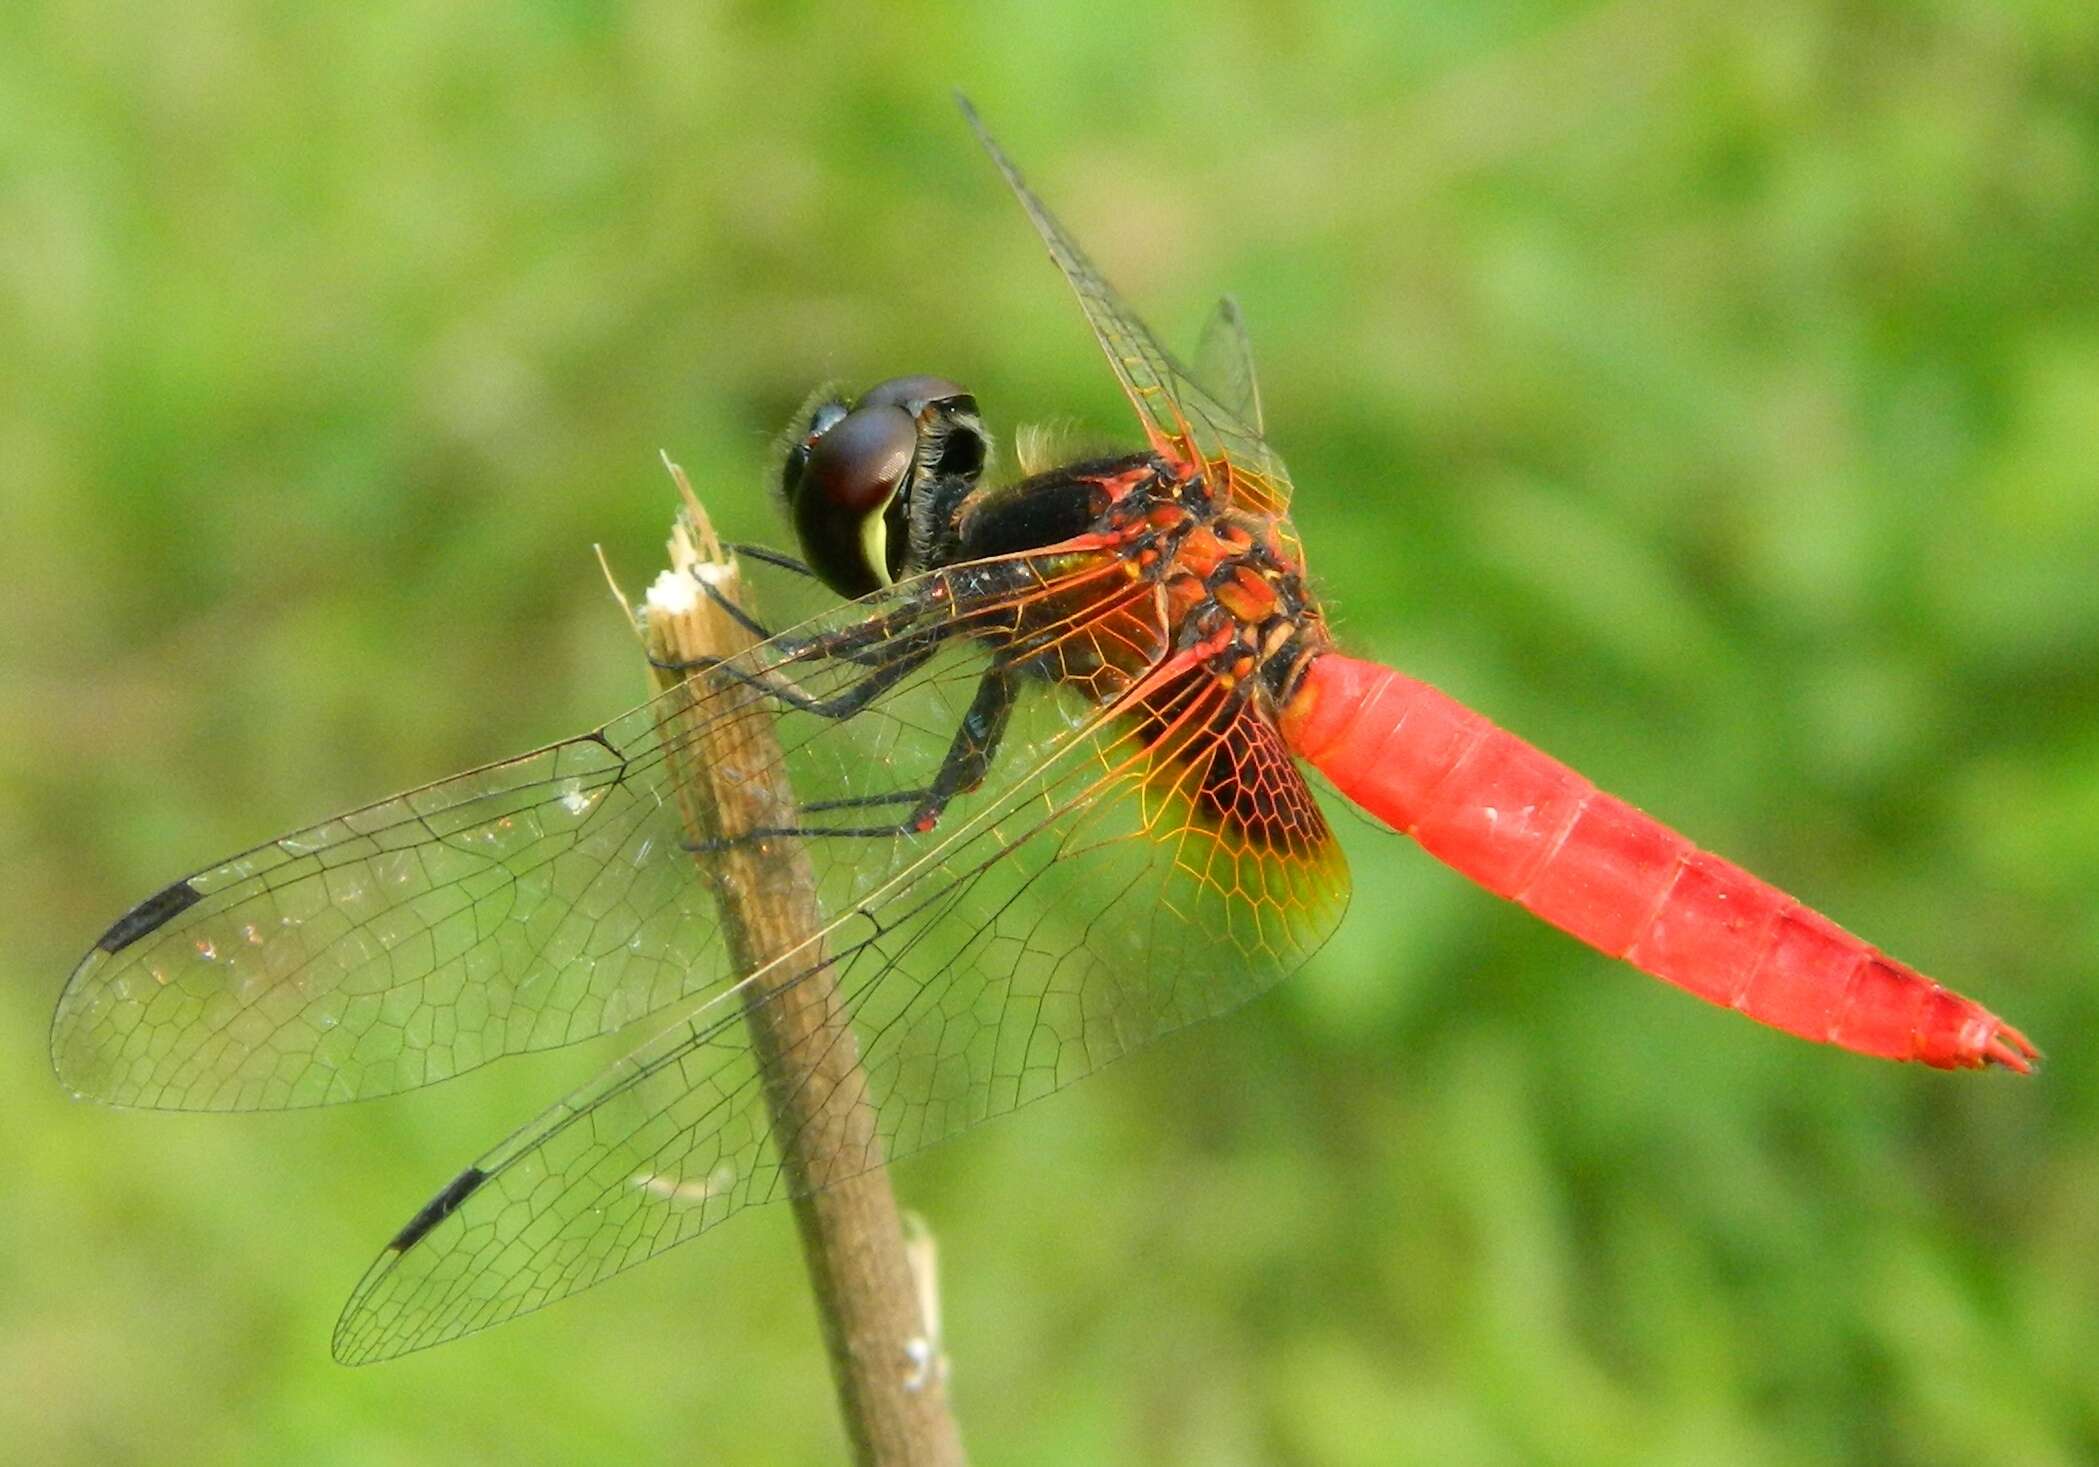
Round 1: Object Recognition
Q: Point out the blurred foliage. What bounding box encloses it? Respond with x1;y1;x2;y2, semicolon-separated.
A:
4;0;2098;1462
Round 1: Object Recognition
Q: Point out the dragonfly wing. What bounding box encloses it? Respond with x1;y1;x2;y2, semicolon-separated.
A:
53;575;1025;1111
333;655;1348;1362
1192;295;1264;438
960;98;1297;516
54;717;702;1109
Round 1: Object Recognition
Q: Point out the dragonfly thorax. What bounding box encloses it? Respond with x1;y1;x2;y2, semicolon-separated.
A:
950;451;1330;722
1154;496;1330;716
780;367;1330;732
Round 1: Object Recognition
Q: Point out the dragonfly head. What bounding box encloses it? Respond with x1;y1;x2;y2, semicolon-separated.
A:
777;375;988;599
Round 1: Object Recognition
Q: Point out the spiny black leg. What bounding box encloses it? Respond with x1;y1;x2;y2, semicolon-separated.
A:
687;572;913;673
689;549;889;665
651;590;948;678
688;569;779;647
702;642;937;721
725;543;818;578
794;666;1018;829
690;542;912;671
681;665;1021;847
802;789;936;813
903;664;1018;833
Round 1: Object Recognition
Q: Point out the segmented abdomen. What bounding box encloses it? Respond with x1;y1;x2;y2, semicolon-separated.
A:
1282;655;2034;1071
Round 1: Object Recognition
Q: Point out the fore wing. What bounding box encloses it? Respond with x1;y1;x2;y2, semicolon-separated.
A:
332;639;1346;1362
55;702;714;1111
53;560;1087;1111
960;97;1297;517
1193;295;1264;437
55;539;1348;1359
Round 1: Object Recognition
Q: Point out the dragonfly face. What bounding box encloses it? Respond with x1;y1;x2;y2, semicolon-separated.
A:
777;373;988;598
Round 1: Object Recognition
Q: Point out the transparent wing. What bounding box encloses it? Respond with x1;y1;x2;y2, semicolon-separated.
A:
961;97;1296;516
1193;295;1264;437
56;711;710;1111
332;640;1348;1362
56;534;1349;1361
54;562;1070;1111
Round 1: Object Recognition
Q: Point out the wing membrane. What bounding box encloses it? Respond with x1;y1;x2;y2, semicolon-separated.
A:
333;658;1346;1362
56;567;1041;1110
56;717;697;1110
961;98;1296;515
58;542;1347;1361
1193;295;1264;437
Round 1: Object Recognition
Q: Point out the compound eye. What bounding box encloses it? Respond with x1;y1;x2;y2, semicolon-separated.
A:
802;404;915;515
778;398;851;505
859;374;986;495
786;403;918;598
859;374;974;416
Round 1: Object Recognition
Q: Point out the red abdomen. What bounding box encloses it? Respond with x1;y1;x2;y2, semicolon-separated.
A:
1281;654;2034;1071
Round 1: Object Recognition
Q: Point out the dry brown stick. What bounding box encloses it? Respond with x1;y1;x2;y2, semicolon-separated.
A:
614;461;965;1466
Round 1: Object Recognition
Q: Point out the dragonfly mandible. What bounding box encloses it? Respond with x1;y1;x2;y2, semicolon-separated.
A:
52;100;2035;1365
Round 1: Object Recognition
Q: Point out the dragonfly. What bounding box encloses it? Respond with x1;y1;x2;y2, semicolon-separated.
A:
53;102;2036;1365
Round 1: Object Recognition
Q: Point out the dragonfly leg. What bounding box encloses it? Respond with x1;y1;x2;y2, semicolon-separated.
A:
688;570;779;649
898;664;1018;832
686;549;891;671
685;665;1020;845
723;542;817;579
680;641;939;722
651;587;950;681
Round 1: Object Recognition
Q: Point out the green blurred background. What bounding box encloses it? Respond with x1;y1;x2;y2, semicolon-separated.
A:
5;1;2097;1462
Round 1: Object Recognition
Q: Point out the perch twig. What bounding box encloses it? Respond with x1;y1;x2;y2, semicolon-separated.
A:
618;459;966;1466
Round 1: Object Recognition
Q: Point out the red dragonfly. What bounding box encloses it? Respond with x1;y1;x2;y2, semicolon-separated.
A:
53;103;2034;1364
